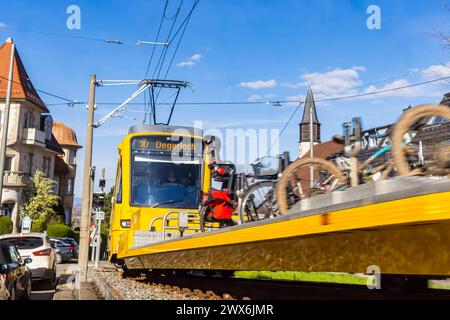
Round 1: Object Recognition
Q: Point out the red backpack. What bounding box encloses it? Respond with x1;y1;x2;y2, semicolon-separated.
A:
202;190;233;220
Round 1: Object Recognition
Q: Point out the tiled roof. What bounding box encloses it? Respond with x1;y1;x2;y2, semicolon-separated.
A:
52;122;82;149
297;141;344;193
300;140;343;161
46;133;65;154
0;38;48;112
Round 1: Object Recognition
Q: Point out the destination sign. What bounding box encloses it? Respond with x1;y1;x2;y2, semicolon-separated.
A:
132;136;202;154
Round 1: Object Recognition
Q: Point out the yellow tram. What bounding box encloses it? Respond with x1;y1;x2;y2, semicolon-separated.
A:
108;124;211;263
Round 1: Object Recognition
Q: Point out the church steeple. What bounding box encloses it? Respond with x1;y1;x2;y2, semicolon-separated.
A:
299;88;321;144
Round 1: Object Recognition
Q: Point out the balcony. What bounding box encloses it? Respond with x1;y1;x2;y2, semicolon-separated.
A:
22;128;46;147
3;172;31;188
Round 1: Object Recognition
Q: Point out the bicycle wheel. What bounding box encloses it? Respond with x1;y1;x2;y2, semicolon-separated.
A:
199;206;231;232
199;206;215;233
238;180;277;224
392;104;450;176
277;157;347;215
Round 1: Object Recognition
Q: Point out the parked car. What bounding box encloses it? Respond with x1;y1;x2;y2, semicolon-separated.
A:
0;233;56;288
60;238;79;259
0;243;32;300
49;238;76;264
0;272;9;300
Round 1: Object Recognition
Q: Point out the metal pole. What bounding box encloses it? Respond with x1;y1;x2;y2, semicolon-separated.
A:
0;43;15;224
309;104;314;188
95;218;101;269
78;74;96;282
88;167;95;262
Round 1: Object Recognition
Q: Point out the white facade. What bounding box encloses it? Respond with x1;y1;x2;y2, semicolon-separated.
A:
0;100;59;232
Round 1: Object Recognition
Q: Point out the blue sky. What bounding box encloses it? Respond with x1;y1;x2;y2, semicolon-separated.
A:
1;0;449;196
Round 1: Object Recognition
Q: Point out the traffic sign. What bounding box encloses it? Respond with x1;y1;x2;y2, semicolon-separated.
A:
21;217;32;234
96;211;105;221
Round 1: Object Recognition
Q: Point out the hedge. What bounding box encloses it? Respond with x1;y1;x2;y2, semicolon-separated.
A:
0;216;13;235
46;224;76;239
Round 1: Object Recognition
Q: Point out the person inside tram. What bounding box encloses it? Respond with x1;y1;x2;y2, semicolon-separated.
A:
181;171;194;187
167;169;178;183
133;164;158;205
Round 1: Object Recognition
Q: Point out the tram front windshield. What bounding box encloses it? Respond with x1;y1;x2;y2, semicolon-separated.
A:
131;136;202;209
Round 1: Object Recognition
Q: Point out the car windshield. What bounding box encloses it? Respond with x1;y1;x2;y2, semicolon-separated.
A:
0;237;43;250
130;136;203;209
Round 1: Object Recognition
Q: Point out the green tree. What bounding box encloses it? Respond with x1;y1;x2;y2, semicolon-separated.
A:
21;170;62;232
103;187;114;224
0;216;13;235
47;224;76;238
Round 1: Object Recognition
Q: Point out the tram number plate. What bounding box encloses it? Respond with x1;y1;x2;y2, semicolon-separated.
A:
178;212;189;228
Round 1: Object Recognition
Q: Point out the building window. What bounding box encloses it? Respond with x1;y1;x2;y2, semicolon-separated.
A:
43;157;51;176
23;110;29;129
28;153;34;175
54;176;60;195
67;178;74;195
5;156;13;171
68;150;76;165
44;117;53;140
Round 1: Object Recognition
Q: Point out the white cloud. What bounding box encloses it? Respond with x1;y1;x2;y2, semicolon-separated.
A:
177;53;203;68
301;67;363;96
363;79;418;98
239;79;277;90
282;66;365;96
0;22;6;28
190;53;202;62
421;62;450;79
177;60;195;67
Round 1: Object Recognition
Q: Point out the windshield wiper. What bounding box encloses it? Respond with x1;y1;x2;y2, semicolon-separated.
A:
151;200;183;208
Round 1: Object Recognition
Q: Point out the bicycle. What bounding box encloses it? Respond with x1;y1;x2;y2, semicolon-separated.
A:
237;153;290;224
391;104;450;177
276;104;450;214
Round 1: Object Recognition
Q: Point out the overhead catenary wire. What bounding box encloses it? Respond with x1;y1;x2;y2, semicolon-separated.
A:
154;0;199;108
0;74;78;104
0;25;127;45
150;0;200;125
265;101;303;157
144;0;184;124
143;0;170;123
44;75;450;108
151;0;184;80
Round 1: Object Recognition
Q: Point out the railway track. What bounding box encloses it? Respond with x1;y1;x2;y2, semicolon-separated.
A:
129;271;450;300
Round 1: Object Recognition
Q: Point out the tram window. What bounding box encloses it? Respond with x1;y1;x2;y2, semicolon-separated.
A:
131;159;201;209
116;159;122;203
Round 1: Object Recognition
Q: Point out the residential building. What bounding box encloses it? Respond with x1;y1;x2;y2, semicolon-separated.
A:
52;122;82;224
0;38;64;232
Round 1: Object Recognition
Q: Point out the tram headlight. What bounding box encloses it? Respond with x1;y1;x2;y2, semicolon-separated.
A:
120;220;131;228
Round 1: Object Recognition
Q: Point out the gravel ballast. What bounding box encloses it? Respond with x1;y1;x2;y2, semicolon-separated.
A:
87;263;223;300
